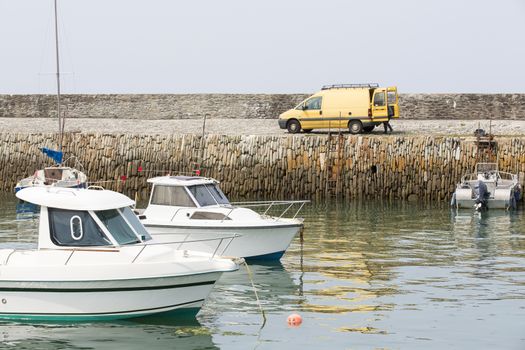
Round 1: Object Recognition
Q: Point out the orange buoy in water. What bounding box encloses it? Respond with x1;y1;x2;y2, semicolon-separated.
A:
287;313;302;327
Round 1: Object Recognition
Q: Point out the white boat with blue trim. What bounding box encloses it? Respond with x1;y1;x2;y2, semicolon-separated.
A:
140;176;307;261
0;186;239;321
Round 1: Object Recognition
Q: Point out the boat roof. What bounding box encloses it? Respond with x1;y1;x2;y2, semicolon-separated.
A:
147;176;219;186
16;187;134;211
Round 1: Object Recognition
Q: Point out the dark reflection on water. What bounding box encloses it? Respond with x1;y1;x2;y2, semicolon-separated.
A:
0;193;524;349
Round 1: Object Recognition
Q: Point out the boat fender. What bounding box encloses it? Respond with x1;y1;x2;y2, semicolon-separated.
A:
450;193;456;207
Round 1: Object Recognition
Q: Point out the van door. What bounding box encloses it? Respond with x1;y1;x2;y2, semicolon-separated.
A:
387;87;399;118
371;88;388;120
300;96;323;129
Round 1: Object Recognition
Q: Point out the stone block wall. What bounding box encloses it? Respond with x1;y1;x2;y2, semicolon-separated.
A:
1;133;524;202
0;93;524;120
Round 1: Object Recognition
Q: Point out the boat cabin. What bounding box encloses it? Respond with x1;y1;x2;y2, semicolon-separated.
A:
146;176;230;208
16;187;151;250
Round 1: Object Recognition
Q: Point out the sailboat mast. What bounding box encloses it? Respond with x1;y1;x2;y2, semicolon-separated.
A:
53;0;62;155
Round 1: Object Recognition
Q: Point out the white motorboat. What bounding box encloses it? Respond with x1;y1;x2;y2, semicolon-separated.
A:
140;176;307;260
0;186;239;321
451;163;522;210
15;165;87;193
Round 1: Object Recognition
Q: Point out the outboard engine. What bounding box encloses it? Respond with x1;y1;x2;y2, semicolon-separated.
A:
474;180;489;211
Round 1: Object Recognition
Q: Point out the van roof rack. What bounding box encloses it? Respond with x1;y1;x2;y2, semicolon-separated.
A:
321;83;379;90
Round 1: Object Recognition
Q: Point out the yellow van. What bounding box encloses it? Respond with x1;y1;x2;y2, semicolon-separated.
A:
278;84;399;134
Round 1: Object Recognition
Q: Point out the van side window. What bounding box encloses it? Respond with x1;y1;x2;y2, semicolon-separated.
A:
304;97;322;110
374;92;385;106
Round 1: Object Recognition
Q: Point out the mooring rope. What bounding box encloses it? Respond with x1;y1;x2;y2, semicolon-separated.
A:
243;261;267;327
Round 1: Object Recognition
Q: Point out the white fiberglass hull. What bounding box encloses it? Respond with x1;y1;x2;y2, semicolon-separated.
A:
0;273;219;321
0;247;237;321
145;221;303;260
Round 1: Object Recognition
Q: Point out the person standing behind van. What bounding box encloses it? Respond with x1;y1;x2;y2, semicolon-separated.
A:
383;119;393;134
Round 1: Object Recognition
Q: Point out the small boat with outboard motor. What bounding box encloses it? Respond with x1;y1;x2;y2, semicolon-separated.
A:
15;152;88;193
0;186;239;321
451;162;522;211
138;176;308;260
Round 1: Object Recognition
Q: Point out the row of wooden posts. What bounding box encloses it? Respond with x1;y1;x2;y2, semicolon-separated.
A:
1;133;524;202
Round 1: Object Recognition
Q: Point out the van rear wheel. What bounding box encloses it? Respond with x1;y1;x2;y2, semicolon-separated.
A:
348;120;363;134
287;120;301;134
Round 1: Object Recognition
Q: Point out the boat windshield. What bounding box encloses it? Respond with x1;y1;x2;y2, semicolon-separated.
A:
95;209;141;245
187;184;229;207
206;184;230;205
119;207;152;241
49;208;112;247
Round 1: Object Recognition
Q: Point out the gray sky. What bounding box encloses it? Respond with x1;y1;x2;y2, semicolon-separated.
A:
1;0;524;94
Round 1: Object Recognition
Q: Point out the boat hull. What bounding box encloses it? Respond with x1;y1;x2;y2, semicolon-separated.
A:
453;186;520;209
146;223;302;260
0;273;221;321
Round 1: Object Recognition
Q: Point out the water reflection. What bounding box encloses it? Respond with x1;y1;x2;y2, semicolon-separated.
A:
203;262;302;316
0;319;217;350
0;193;523;349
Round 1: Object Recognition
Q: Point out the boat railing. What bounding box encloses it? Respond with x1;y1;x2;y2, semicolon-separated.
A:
460;171;518;183
130;233;240;263
228;200;310;220
61;155;87;174
2;247;120;266
2;234;239;266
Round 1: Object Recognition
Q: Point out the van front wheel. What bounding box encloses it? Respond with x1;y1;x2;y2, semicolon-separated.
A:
348;120;363;134
287;120;301;134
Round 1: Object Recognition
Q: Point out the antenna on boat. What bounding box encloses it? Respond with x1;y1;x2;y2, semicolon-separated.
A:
53;0;63;161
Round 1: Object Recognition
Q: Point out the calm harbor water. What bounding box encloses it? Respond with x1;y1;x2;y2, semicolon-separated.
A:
0;193;524;349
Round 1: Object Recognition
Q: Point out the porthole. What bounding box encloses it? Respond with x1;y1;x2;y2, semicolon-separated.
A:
70;215;83;241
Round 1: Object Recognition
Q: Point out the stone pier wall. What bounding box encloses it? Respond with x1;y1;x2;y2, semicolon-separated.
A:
1;133;524;201
1;93;524;120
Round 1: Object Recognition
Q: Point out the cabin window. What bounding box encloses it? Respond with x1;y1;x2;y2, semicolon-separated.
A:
120;207;152;241
95;209;140;245
206;184;230;205
49;208;111;246
188;185;217;207
374;92;385;106
151;185;196;207
190;211;231;220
